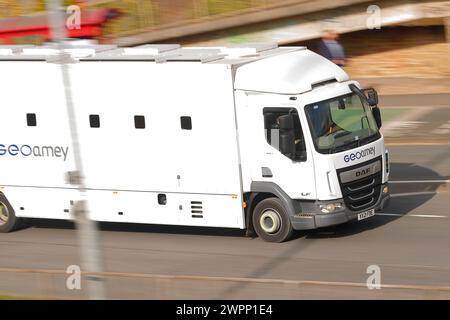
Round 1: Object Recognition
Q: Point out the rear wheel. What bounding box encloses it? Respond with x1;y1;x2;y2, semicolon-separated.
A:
252;197;294;243
0;194;22;233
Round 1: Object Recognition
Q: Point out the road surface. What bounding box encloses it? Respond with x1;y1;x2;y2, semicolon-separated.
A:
379;94;450;144
0;144;449;299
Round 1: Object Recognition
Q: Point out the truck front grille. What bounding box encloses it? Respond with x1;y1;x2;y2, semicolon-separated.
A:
338;157;383;212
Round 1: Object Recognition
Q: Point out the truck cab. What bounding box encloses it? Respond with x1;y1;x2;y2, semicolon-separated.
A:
234;48;390;242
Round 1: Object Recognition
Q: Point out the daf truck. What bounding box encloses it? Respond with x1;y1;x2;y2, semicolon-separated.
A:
0;43;390;242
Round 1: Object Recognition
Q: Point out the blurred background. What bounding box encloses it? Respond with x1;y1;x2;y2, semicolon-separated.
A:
0;0;449;300
1;0;450;95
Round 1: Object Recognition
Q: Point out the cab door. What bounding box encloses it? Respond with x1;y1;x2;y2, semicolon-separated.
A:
243;93;317;200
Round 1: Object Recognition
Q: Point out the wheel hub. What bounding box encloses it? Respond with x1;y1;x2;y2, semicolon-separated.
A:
260;209;281;234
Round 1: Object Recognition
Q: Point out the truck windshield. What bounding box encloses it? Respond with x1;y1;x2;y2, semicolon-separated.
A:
305;93;381;154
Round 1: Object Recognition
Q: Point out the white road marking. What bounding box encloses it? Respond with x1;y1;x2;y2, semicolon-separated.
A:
381;107;432;138
409;214;448;218
432;129;449;135
390;180;450;184
386;121;427;128
390;192;436;197
431;121;450;135
386;142;450;146
376;213;447;218
382;121;427;137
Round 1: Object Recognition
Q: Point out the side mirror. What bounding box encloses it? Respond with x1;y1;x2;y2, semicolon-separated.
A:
364;88;379;106
372;106;382;129
278;114;294;130
278;114;296;158
280;131;295;158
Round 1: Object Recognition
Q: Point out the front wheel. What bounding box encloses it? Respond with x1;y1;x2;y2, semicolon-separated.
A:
0;194;22;233
252;197;294;243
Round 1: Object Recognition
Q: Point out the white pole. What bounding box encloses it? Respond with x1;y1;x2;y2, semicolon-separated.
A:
46;0;106;300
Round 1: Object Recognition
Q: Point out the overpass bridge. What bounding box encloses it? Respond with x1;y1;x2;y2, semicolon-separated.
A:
2;0;448;91
112;0;450;92
113;0;450;47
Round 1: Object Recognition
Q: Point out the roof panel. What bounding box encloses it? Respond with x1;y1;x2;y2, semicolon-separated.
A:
0;44;350;95
0;43;298;65
234;49;350;94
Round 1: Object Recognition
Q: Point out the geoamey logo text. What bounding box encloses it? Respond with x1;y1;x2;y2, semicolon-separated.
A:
0;144;69;161
344;146;375;163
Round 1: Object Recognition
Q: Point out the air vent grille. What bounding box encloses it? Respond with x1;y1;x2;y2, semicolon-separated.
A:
191;201;203;218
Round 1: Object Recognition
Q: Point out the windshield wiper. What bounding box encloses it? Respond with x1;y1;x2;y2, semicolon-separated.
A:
349;84;369;104
334;130;352;139
328;138;358;154
359;132;380;145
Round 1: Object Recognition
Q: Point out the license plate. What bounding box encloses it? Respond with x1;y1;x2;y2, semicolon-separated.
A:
357;209;375;221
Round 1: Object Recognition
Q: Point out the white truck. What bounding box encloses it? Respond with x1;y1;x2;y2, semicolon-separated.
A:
0;43;390;242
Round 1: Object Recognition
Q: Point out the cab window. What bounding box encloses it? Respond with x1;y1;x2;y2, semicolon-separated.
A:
263;107;306;161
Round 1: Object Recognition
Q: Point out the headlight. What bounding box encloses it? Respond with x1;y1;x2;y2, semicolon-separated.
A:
319;202;343;214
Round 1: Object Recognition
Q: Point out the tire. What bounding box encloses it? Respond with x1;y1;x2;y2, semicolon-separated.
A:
252;197;294;243
0;193;22;233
